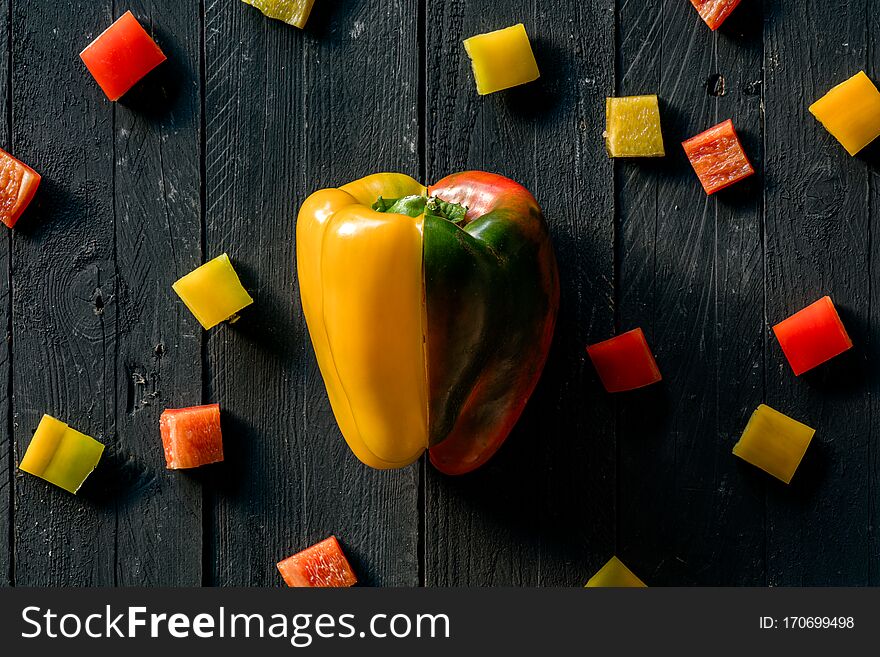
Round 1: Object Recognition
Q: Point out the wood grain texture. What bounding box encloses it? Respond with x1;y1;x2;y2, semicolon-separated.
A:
764;0;871;585
424;0;616;586
112;0;203;586
0;0;9;588
617;0;766;586
203;0;420;587
704;0;766;585
12;0;117;585
869;0;880;588
617;0;723;586
1;0;878;587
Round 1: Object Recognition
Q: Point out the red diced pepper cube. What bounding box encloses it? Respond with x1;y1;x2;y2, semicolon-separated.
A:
80;11;167;101
682;119;755;195
159;404;224;469
0;148;40;229
772;296;853;376
690;0;744;31
277;536;358;588
587;328;662;393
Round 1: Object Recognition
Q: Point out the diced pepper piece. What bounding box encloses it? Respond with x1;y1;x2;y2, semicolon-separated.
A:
172;254;254;329
19;415;105;494
240;0;315;29
689;0;743;31
79;11;167;102
809;71;880;156
682;119;754;195
585;556;646;588
463;24;540;95
277;536;358;588
605;95;665;158
772;296;852;376
733;404;815;484
0;148;41;229
159;404;224;469
586;328;661;393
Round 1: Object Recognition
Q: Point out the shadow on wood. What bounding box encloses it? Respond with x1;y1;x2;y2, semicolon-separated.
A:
303;0;364;41
184;409;251;498
117;20;192;119
219;258;302;362
718;0;764;42
77;445;162;510
11;175;89;238
503;38;568;121
799;303;868;396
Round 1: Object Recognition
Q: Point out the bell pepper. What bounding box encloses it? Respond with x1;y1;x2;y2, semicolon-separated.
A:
240;0;315;29
172;253;254;329
809;71;880;156
605;95;665;158
296;172;559;475
733;405;815;484
160;404;224;469
0;147;41;228
689;0;743;31
277;536;358;588
463;24;540;95
19;415;105;494
587;328;662;393
682;119;754;195
585;556;647;588
772;296;852;376
79;11;167;102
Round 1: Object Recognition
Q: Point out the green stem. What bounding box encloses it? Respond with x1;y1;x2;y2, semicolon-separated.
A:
372;194;468;224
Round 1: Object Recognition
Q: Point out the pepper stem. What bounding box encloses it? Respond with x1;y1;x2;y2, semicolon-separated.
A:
372;194;468;224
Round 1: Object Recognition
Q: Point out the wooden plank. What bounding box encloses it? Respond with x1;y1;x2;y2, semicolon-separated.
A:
424;0;616;586
112;0;203;586
204;0;420;586
704;2;766;585
764;0;871;585
0;0;9;588
617;0;765;585
870;4;880;589
12;0;116;585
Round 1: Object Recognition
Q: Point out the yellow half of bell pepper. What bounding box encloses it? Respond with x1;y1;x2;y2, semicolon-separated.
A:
19;415;105;494
297;173;429;469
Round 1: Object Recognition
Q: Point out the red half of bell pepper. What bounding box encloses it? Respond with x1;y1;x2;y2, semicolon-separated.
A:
423;172;560;474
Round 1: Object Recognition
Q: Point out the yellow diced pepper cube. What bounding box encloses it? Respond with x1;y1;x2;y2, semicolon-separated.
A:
585;556;646;588
173;253;254;329
605;95;665;157
733;404;815;484
463;24;540;95
809;71;880;155
240;0;315;29
19;415;105;494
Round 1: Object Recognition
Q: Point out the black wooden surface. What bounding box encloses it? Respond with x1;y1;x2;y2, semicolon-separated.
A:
1;0;878;586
